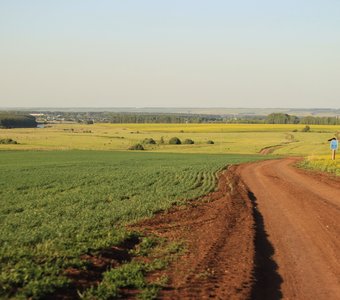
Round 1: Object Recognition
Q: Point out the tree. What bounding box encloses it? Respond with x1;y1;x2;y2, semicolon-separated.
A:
169;137;182;144
128;144;144;150
143;138;156;144
0;114;37;128
265;113;299;124
301;125;311;132
183;139;194;144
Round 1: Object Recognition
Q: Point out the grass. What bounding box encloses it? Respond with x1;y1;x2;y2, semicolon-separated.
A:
82;236;178;300
0;150;266;299
299;155;340;176
0;123;339;156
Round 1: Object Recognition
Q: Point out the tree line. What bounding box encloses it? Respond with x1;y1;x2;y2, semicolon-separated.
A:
38;111;340;125
0;111;339;126
81;112;340;125
265;113;340;125
0;114;37;128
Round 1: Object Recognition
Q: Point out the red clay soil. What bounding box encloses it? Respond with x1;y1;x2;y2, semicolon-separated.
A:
137;158;340;300
259;145;283;155
136;167;256;300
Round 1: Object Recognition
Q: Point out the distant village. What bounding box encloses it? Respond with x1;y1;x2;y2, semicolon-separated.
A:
28;110;340;126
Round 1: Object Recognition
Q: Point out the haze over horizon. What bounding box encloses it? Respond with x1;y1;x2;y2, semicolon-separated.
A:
1;1;340;108
1;106;340;110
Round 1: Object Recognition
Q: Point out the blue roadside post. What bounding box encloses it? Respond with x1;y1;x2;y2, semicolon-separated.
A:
330;138;338;160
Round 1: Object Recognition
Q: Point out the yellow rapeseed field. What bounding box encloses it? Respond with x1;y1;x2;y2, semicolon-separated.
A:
300;155;340;176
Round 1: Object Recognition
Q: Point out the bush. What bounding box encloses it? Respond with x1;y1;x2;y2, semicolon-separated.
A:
169;137;181;145
143;138;156;145
128;144;144;151
183;139;194;144
285;133;295;141
0;138;18;144
207;140;214;144
302;125;311;132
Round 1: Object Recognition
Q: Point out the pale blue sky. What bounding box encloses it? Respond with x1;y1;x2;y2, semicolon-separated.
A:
0;0;339;108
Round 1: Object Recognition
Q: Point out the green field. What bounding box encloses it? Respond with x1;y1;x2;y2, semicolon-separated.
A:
0;123;339;298
0;150;266;299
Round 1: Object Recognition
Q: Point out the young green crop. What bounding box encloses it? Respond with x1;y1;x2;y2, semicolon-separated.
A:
0;150;266;299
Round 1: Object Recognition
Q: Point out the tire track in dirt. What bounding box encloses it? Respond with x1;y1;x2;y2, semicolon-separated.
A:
136;166;280;299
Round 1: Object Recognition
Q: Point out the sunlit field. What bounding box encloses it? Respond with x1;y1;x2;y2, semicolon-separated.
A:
0;151;265;299
0;124;339;298
0;123;339;156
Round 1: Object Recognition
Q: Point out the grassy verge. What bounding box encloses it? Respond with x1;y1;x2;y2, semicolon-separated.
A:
299;155;340;176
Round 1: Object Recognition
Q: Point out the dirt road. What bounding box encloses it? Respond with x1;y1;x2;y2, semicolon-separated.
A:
237;158;340;300
136;158;340;299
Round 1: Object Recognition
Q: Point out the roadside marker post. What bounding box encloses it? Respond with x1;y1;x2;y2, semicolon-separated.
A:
330;139;338;160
